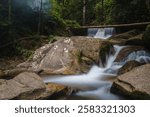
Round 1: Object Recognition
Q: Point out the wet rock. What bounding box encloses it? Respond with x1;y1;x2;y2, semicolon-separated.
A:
39;83;73;100
114;46;144;62
0;72;46;100
111;64;150;99
18;36;112;75
118;60;141;75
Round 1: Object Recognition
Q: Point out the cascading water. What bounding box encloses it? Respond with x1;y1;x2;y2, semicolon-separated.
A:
43;30;150;100
122;50;150;64
87;27;115;39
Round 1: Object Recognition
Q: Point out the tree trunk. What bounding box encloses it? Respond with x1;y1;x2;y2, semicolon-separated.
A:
37;0;43;35
101;0;105;23
83;0;86;25
145;0;150;11
8;0;12;37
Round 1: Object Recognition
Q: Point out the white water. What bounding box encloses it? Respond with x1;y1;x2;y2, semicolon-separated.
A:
94;27;115;39
122;50;150;64
43;45;150;100
87;27;115;39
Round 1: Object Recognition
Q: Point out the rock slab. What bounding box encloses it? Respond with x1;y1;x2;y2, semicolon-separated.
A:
111;64;150;99
0;72;46;100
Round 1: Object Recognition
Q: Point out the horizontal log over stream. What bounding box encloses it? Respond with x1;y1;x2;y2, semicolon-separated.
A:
70;22;150;36
80;22;150;28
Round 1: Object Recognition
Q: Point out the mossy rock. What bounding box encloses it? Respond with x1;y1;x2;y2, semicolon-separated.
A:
99;42;114;67
142;25;150;49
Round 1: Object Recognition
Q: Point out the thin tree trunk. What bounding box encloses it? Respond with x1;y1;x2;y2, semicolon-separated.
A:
101;0;105;23
101;0;104;8
145;0;150;11
8;0;12;37
37;0;43;35
83;0;86;25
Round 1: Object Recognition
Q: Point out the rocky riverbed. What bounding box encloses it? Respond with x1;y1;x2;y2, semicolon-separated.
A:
0;28;150;100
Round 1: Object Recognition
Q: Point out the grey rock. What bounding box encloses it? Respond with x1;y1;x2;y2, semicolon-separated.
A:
18;36;112;75
111;64;150;99
0;72;46;100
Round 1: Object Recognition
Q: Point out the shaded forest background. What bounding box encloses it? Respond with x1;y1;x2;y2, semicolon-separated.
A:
0;0;150;57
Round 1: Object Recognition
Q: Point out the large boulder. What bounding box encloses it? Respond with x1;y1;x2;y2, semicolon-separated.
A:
111;64;150;99
0;72;72;100
0;72;46;100
18;36;113;75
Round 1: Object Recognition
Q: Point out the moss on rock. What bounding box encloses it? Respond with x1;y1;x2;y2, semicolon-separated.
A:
99;42;114;67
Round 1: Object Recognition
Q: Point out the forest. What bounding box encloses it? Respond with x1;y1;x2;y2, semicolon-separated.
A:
0;0;150;100
0;0;150;57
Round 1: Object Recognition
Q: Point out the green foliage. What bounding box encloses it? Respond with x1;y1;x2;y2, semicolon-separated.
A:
16;47;34;58
95;2;104;24
142;25;150;49
95;0;113;24
50;0;66;27
76;50;83;63
57;0;84;24
111;0;150;24
48;35;57;43
53;0;150;25
64;20;80;27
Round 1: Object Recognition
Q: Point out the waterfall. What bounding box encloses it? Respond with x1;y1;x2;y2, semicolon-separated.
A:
87;27;115;39
94;27;115;39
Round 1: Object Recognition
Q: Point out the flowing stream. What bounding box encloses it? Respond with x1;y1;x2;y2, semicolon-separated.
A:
43;28;150;100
